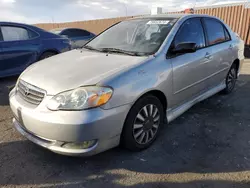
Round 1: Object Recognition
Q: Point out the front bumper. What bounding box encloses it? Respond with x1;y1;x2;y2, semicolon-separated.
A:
10;90;131;156
13;118;100;156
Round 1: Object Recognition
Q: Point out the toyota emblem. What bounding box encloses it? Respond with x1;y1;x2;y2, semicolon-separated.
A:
24;86;30;96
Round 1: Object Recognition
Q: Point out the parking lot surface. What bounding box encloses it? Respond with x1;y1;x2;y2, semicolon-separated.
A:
1;60;250;188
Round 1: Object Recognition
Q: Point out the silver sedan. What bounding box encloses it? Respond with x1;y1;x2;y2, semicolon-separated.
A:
9;14;245;156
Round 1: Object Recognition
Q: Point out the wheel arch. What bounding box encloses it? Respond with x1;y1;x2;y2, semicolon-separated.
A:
232;58;240;77
39;49;59;59
125;89;168;120
136;90;168;113
120;89;167;148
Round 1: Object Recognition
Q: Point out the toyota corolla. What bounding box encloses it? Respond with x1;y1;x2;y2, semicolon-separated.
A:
9;14;245;156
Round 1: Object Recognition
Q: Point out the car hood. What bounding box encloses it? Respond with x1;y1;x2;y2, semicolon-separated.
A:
21;49;148;95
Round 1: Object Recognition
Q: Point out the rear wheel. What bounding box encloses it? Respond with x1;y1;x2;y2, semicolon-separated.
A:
222;64;238;94
39;52;57;60
121;95;164;151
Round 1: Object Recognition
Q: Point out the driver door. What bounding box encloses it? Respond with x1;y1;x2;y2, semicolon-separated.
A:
170;18;212;107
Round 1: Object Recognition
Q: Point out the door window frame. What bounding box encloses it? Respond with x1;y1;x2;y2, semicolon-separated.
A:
201;17;232;47
167;17;207;58
167;17;232;58
0;27;3;41
0;25;40;43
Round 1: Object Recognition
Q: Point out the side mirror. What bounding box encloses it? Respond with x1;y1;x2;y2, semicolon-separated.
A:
172;42;197;54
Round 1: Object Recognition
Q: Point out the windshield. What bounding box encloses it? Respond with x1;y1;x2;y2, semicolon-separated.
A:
85;18;177;56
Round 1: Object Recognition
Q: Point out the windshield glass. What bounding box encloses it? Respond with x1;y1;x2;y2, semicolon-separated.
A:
85;18;177;55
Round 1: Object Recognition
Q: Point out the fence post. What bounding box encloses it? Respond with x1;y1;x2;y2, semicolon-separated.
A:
238;5;245;35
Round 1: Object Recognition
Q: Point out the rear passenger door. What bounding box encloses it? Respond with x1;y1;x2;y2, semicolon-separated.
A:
202;18;235;88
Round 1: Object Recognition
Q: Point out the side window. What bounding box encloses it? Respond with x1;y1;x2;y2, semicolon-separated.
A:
75;29;91;37
79;30;91;37
1;26;30;41
224;28;231;41
28;30;39;38
66;29;90;37
203;18;227;45
61;30;71;37
174;18;205;49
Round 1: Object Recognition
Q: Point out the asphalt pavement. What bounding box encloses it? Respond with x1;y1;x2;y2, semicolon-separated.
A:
1;60;250;188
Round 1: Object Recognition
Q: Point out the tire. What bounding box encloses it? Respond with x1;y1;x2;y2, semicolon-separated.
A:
121;95;165;151
221;64;238;94
39;52;57;60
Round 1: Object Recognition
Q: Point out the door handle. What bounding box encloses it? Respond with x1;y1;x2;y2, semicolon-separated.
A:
205;52;212;59
229;44;234;49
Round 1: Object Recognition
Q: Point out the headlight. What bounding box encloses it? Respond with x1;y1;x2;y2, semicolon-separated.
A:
47;86;113;111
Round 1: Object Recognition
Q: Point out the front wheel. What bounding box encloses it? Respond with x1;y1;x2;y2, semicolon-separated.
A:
222;64;238;94
121;95;164;151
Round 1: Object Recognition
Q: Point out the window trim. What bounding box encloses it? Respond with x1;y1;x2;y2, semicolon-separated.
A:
0;28;3;41
201;17;232;47
223;26;231;41
0;25;40;42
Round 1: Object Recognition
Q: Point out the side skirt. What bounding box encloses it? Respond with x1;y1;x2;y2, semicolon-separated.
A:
166;82;226;123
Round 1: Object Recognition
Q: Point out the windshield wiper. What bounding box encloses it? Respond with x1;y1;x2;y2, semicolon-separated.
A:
100;48;141;56
82;45;102;52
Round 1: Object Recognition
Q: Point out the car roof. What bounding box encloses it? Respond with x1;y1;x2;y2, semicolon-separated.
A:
0;21;46;32
0;21;31;26
133;14;186;19
51;28;88;31
129;14;218;20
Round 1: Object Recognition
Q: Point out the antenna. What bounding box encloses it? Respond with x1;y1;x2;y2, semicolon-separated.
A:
194;0;197;9
122;3;128;17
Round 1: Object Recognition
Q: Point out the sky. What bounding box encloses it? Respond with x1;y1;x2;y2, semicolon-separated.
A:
0;0;248;24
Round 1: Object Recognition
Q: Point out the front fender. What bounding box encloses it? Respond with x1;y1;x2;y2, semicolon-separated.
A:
99;55;173;110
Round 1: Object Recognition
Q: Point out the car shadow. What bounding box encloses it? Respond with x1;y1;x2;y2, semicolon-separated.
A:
0;76;18;106
44;180;250;188
1;139;250;187
0;74;250;187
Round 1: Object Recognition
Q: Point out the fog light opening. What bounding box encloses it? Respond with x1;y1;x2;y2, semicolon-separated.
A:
62;140;97;150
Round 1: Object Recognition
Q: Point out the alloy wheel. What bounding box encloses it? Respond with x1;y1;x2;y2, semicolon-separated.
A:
133;104;160;145
227;67;237;91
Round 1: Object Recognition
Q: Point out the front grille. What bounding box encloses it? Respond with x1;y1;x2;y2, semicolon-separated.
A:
17;80;46;105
